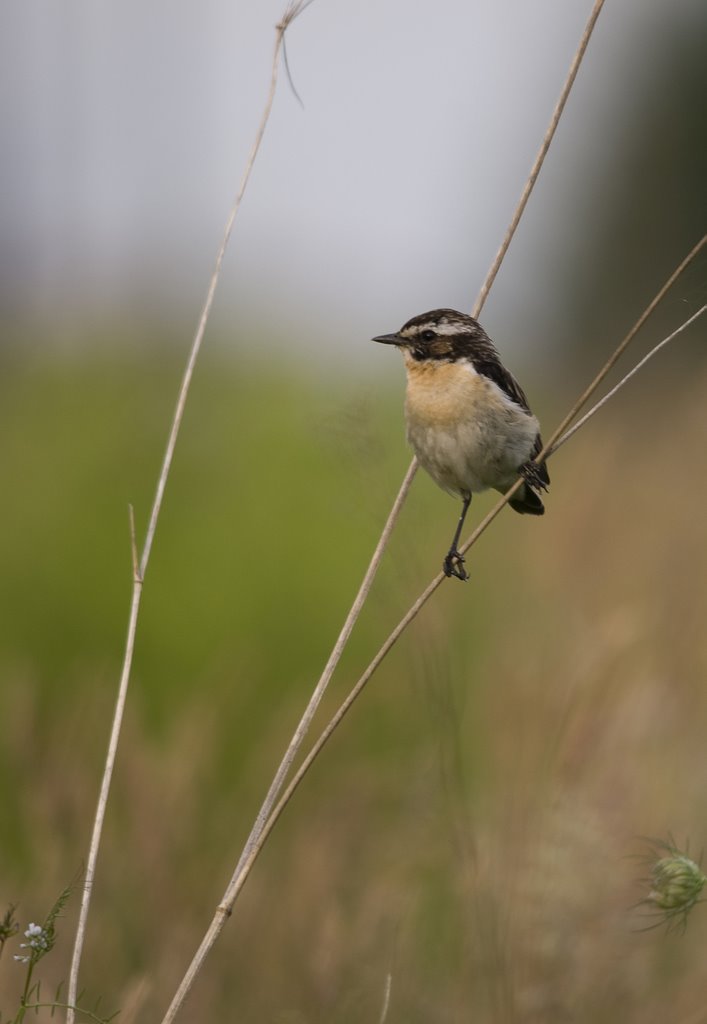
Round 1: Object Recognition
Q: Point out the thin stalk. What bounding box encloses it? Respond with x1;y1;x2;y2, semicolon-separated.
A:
378;972;393;1024
17;960;36;1024
534;233;707;466
159;459;418;1024
549;303;707;456
472;0;606;318
232;458;418;877
65;4;310;1019
66;576;142;1024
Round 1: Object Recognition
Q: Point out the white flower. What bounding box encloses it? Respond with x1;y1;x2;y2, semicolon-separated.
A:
15;922;50;961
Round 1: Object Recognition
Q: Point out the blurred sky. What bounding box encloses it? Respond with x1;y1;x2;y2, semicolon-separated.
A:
1;0;705;366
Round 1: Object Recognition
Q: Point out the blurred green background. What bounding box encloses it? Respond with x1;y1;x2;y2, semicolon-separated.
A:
2;337;707;1022
2;1;707;1021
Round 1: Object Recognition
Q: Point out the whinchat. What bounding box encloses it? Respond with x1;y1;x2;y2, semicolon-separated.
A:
373;309;549;581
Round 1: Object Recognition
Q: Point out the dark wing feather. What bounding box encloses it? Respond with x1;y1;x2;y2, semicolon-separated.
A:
530;433;550;487
471;355;532;413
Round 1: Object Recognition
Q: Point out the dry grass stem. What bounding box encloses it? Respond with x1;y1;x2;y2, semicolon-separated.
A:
159;460;417;1023
378;972;393;1024
550;303;707;456
66;579;143;1024
65;3;313;1020
128;504;140;582
232;459;418;874
536;232;707;465
471;0;606;318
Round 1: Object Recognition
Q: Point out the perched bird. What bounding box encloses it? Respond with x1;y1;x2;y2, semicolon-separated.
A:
373;309;549;581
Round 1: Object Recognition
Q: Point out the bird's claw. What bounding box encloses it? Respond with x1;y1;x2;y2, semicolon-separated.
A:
443;549;469;582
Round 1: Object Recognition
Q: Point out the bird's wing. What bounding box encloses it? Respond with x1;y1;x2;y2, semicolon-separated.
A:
473;355;550;487
472;355;532;414
530;433;550;487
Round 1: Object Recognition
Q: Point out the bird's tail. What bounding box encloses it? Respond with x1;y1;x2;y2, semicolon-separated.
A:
509;484;545;516
508;455;549;515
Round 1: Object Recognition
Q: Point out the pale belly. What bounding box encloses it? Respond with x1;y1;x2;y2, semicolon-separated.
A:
404;370;538;498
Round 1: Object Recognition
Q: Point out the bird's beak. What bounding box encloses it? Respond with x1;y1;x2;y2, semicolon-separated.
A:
372;332;402;346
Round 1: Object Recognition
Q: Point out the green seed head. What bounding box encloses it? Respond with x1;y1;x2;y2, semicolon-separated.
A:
649;854;705;912
640;841;707;930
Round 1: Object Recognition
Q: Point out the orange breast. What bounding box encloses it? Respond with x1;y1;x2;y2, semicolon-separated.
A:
403;359;488;429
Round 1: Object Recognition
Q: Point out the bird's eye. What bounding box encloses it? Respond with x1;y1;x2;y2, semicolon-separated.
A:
421;329;436;342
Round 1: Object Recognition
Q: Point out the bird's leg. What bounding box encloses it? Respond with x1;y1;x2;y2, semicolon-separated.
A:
443;494;471;581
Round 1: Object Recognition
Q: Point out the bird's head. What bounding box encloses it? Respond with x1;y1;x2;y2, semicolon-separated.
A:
373;309;489;363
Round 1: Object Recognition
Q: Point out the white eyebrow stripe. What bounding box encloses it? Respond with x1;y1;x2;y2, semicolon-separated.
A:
428;321;468;336
401;320;468;338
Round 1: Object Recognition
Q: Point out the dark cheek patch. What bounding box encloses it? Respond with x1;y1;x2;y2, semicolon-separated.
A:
410;337;453;361
429;339;453;359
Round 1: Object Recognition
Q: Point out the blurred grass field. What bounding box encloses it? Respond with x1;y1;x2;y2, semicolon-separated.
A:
1;339;707;1022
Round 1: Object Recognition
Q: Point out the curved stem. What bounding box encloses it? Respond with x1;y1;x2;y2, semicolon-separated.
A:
65;6;300;1020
